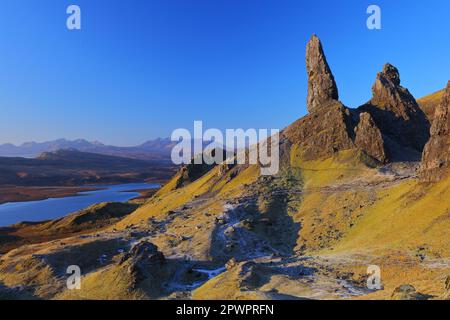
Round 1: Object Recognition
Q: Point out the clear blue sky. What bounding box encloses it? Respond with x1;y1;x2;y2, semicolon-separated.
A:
0;0;449;146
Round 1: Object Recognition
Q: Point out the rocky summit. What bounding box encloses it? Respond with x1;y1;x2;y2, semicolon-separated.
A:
306;34;339;113
359;63;430;156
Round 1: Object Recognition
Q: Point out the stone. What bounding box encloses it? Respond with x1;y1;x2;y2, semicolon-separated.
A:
120;241;165;283
391;284;431;300
306;35;339;113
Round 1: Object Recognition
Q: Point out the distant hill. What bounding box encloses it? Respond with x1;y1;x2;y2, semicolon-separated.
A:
0;149;177;186
0;138;177;160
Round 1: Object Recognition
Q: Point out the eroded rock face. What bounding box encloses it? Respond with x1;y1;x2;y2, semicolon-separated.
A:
420;81;450;182
360;63;430;153
284;101;355;161
371;64;416;117
355;112;387;163
306;35;339;113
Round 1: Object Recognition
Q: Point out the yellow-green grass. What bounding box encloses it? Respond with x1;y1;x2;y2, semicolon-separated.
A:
331;176;450;256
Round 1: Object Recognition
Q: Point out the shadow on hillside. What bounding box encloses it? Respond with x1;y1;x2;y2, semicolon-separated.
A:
357;103;430;161
209;168;303;263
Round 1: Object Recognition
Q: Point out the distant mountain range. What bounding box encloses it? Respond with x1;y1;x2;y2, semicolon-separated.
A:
0;149;177;187
0;138;177;160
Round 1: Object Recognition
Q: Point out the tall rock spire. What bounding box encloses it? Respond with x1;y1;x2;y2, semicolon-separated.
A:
306;34;339;113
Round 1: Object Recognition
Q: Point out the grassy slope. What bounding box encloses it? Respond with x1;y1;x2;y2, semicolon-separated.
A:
2;141;447;299
333;176;449;254
115;164;260;229
193;145;449;299
418;89;445;121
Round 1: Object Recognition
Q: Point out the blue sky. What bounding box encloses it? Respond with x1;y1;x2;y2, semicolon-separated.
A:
0;0;449;146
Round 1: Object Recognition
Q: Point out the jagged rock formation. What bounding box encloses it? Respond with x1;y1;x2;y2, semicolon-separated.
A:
287;35;387;163
119;241;166;285
306;35;339;113
420;81;450;182
171;148;227;190
284;101;355;161
360;63;430;154
354;112;387;163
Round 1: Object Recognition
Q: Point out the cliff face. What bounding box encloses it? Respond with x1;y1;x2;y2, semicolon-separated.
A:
354;112;386;163
359;64;430;155
284;100;355;161
420;81;450;182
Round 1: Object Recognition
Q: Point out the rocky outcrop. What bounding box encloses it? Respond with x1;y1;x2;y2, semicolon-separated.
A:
284;101;355;161
174;148;228;189
391;284;431;300
119;241;166;285
287;35;389;163
306;35;339;113
360;64;430;153
355;112;387;163
420;81;450;182
370;64;417;118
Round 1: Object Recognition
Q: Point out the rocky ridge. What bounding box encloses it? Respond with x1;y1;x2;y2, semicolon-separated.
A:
420;81;450;182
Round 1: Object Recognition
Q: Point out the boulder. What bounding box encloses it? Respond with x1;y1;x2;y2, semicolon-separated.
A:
391;284;431;300
119;241;165;284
